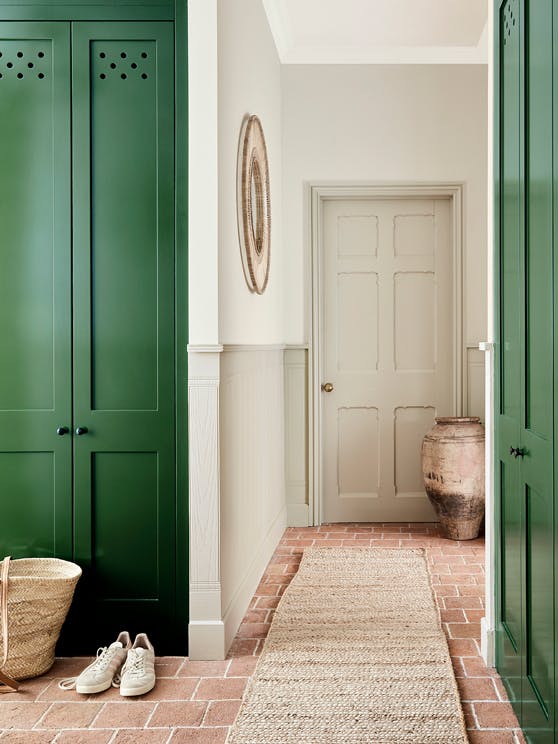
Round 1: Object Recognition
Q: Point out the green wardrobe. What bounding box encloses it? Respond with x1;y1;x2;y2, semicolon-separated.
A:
495;0;556;740
0;1;188;654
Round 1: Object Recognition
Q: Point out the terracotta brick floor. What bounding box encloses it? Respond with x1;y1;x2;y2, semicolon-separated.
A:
0;523;525;743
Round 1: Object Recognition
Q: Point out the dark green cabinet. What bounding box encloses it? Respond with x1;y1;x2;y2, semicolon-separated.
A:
496;0;555;740
0;19;182;652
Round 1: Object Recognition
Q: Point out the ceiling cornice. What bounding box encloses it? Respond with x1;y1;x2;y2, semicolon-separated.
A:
262;1;488;66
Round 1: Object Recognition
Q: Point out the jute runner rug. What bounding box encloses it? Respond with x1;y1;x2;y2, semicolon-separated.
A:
227;547;468;744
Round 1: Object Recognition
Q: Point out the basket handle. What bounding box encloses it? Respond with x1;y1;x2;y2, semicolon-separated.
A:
0;557;19;692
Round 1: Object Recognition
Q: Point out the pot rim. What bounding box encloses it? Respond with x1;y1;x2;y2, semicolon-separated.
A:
434;416;481;425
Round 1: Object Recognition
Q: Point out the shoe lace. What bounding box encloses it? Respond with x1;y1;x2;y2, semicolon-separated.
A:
58;646;120;690
122;649;145;679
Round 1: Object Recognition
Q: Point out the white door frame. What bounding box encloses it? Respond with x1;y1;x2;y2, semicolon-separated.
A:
307;182;465;526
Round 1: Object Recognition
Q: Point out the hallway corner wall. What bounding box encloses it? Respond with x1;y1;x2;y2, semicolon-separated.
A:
220;347;287;650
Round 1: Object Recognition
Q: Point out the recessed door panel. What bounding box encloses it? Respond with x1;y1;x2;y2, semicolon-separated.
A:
0;22;71;559
71;21;176;651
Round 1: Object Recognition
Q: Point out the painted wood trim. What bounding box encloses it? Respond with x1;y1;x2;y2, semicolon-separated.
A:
188;349;224;659
480;341;495;666
284;348;309;527
308;182;465;527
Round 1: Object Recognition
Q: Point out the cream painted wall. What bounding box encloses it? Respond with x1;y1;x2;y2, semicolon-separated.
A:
215;0;287;655
218;0;285;344
282;65;488;354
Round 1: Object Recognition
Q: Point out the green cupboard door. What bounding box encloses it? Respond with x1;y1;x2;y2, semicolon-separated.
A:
71;22;177;652
521;0;554;738
0;23;72;560
496;0;524;714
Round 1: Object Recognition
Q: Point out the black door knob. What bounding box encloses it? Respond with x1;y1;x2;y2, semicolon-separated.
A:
509;446;525;459
56;426;69;436
75;426;88;436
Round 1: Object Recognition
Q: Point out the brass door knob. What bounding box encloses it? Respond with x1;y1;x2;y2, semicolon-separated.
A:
321;382;334;393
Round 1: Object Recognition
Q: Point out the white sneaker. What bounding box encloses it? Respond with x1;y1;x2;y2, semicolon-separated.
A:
60;631;131;694
119;633;156;697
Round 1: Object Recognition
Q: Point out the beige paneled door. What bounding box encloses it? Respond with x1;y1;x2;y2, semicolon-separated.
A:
321;197;454;522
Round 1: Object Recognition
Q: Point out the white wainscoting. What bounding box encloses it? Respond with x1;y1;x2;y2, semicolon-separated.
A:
188;346;225;660
284;347;309;526
220;346;288;651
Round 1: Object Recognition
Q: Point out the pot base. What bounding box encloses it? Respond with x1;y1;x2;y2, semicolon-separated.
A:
438;515;483;541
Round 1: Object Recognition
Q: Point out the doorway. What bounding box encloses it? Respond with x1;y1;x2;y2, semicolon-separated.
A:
310;184;463;524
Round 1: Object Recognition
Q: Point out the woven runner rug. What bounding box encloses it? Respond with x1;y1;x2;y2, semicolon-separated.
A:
227;547;468;744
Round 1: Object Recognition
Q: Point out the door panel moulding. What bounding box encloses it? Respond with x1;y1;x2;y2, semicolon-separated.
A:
307;183;465;528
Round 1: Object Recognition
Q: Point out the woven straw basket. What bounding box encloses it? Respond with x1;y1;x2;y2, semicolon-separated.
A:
0;557;81;689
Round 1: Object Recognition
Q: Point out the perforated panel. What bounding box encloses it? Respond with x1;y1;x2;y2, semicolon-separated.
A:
502;0;517;45
93;41;153;81
0;41;50;80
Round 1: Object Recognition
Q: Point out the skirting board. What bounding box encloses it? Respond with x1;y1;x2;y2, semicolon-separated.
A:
287;502;309;527
223;505;288;653
188;620;226;661
481;616;495;667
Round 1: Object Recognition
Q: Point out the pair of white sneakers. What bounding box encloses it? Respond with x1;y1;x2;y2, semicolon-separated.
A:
59;631;156;697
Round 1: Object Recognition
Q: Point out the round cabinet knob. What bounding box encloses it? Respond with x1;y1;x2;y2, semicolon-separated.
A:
321;382;334;393
75;426;89;436
56;426;69;436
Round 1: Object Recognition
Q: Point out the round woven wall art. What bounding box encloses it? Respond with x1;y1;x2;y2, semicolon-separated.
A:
237;114;271;294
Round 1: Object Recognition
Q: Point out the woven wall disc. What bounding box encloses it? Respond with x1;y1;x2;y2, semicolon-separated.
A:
236;115;271;294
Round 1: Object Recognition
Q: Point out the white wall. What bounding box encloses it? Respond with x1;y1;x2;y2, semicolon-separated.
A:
216;0;287;654
218;0;285;344
282;64;488;357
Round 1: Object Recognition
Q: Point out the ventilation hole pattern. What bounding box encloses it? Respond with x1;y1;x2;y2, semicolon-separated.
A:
502;0;517;46
95;45;153;82
0;44;49;80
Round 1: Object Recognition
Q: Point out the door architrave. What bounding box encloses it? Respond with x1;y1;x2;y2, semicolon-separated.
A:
307;182;464;527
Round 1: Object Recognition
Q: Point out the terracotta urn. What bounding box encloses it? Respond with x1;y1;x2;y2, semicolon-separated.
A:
421;417;485;541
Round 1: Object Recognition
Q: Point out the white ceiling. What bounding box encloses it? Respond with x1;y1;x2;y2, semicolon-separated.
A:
262;0;488;65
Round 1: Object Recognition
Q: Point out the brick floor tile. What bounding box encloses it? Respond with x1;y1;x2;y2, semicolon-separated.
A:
242;609;269;623
445;596;483;609
138;677;199;701
168;728;228;744
110;730;170;744
0;733;55;744
457;677;499;701
148;701;207;727
203;699;242;726
36;680;93;703
0;677;51;702
447;639;479;656
37;702;103;729
56;731;114;744
226;657;259;677
448;622;482;639
474;701;521;728
154;658;184;677
467;730;516;743
226;639;258;657
255;596;280;610
461;656;498;678
461;701;477;728
236;623;270;639
45;659;91;678
441;609;467;623
194;678;246;701
177;660;229;678
465;609;486;623
91;701;155;728
0;703;50;729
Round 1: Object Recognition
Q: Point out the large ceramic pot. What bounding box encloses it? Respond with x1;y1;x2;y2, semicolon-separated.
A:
421;417;485;541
